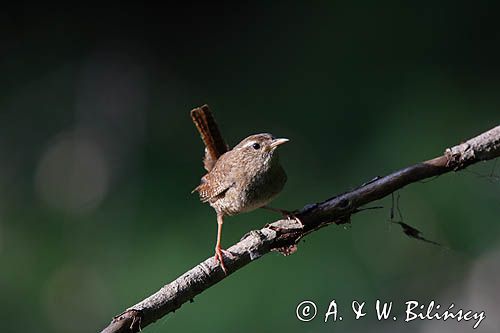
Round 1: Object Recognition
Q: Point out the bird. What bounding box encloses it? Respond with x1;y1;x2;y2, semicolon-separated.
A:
191;105;290;273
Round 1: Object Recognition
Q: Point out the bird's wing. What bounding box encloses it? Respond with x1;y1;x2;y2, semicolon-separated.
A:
192;151;237;202
193;173;233;203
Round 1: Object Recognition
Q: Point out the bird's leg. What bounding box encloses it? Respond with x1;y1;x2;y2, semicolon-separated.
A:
214;213;231;274
262;205;303;225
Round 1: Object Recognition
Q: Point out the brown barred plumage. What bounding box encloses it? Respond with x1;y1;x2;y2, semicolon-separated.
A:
190;104;229;172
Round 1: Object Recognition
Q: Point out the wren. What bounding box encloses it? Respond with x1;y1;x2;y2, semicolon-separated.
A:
191;105;290;273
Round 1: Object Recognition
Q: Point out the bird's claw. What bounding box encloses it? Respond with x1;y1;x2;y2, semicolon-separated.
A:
279;210;303;226
214;247;233;274
262;206;304;226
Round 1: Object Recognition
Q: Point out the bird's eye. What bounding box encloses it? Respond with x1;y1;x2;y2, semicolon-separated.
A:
252;143;260;150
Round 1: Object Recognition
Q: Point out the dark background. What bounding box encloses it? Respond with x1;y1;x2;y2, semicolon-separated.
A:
1;2;499;332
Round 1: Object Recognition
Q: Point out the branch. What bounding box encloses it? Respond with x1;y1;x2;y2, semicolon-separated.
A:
100;125;500;333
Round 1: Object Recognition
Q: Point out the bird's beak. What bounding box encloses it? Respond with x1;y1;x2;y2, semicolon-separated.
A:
270;138;289;149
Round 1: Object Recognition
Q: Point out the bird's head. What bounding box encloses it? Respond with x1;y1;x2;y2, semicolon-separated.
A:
232;133;289;166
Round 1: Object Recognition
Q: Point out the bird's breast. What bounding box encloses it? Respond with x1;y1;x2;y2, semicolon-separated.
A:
235;162;287;214
207;154;287;216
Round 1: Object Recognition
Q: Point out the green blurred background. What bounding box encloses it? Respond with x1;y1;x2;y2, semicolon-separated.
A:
1;2;499;332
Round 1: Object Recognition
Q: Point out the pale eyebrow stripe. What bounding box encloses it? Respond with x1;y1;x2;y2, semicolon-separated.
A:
242;140;257;148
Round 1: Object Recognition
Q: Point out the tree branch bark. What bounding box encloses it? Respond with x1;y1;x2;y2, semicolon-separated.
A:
100;125;500;333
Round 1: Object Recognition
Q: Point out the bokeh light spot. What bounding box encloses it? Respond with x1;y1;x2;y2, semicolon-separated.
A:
35;131;109;215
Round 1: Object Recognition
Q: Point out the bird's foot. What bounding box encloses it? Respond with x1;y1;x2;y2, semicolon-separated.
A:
263;206;303;226
214;246;233;274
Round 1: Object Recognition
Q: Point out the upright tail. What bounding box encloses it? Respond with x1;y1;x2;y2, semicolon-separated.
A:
190;104;229;171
